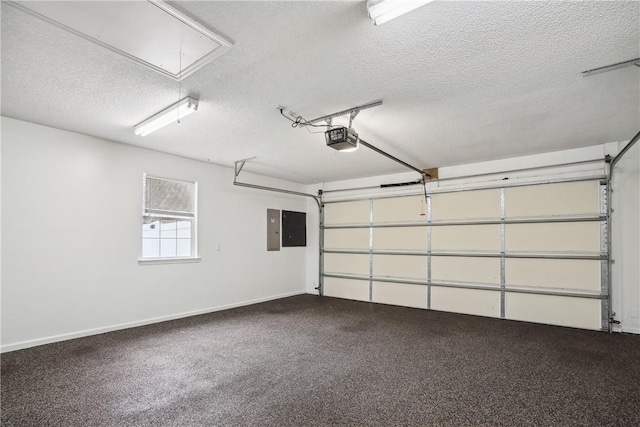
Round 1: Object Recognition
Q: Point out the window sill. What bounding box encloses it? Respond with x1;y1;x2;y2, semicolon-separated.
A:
138;257;201;266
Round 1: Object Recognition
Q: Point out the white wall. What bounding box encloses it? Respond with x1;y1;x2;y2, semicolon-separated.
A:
305;142;640;334
1;117;309;352
611;139;640;333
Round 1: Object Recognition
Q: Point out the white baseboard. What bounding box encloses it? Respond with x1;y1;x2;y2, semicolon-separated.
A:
1;290;306;353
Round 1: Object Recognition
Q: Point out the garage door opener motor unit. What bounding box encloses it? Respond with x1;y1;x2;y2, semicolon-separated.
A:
325;126;359;152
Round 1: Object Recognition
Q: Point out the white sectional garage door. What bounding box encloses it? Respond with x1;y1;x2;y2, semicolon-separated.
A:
322;180;608;331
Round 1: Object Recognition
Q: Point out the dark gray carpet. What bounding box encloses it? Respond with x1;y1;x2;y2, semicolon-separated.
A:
2;295;639;426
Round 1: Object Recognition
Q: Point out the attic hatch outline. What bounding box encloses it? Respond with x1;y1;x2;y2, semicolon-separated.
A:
8;0;233;81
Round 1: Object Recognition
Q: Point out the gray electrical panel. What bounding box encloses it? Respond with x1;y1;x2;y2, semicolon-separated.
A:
267;209;280;251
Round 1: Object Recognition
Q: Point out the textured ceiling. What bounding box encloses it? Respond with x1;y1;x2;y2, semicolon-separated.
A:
2;1;639;184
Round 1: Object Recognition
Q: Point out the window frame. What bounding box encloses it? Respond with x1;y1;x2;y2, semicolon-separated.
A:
139;173;200;265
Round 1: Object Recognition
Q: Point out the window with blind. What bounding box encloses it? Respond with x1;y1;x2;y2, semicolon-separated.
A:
142;174;197;260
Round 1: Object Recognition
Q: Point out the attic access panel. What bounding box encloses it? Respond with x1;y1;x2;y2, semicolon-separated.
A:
8;0;232;80
282;211;306;247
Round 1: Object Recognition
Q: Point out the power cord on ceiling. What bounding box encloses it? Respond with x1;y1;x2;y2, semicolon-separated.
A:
279;109;333;129
302;127;329;135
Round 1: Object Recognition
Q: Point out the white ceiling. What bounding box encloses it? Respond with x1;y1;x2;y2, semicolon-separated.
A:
2;1;639;184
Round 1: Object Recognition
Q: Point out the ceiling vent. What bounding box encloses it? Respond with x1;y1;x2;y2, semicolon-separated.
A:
8;0;233;81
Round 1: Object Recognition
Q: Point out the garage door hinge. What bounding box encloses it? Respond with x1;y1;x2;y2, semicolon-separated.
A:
609;312;621;325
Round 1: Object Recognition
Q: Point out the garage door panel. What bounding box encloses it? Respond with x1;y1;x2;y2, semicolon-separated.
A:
373;255;426;280
506;293;601;330
373;227;426;250
324;228;369;249
321;179;605;332
372;282;426;309
506;258;600;290
324;278;369;302
506;222;600;252
431;287;500;317
505;181;600;217
431;189;500;221
324;253;369;275
432;225;500;251
373;196;425;223
324;200;370;225
432;257;500;283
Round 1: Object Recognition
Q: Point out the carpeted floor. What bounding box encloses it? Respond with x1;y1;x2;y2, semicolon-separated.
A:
1;294;639;426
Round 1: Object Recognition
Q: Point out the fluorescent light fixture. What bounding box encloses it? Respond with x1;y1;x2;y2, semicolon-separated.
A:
134;97;199;136
367;0;435;25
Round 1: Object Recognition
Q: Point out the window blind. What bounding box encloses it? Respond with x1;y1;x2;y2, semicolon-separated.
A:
144;176;196;217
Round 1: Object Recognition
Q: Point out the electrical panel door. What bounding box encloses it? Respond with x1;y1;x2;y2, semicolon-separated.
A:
267;209;280;251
